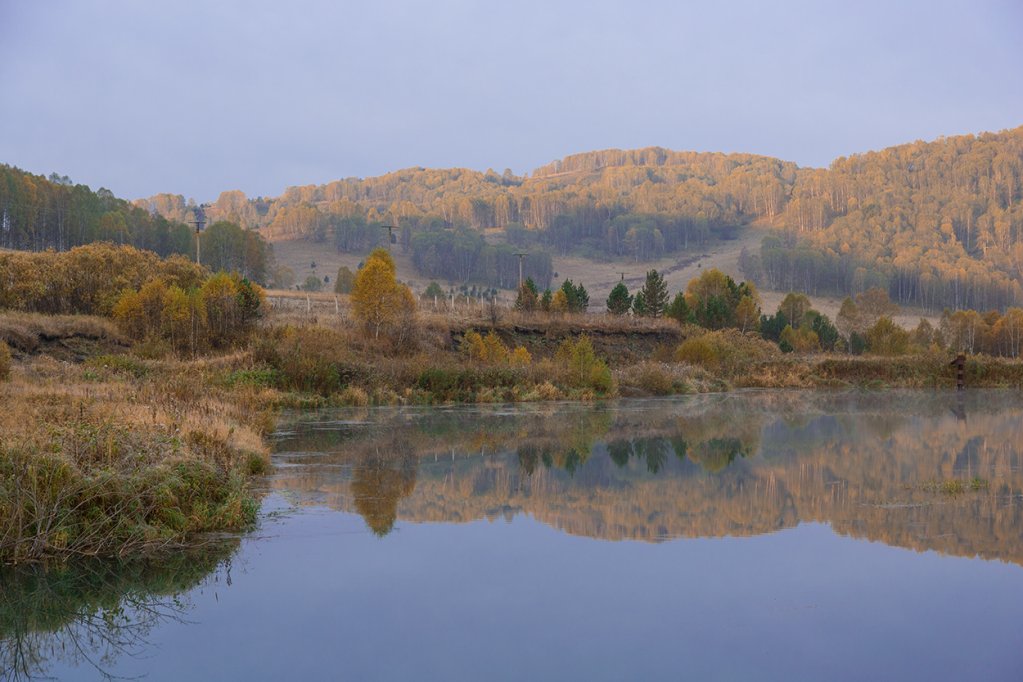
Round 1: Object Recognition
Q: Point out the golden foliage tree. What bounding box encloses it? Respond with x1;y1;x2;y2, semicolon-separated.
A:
866;317;910;356
351;249;416;340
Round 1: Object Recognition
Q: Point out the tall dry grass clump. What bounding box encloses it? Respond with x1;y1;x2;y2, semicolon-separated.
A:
0;341;10;381
0;357;269;564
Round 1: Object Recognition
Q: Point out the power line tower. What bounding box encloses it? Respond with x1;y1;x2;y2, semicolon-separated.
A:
188;205;207;266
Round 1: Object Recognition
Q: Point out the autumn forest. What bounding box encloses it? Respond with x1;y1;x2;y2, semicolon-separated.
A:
2;125;1022;311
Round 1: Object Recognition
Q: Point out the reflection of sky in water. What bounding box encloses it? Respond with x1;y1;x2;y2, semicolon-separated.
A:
40;510;1023;681
13;391;1023;681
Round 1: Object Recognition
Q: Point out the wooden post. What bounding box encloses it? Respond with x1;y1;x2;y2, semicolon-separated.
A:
949;353;966;390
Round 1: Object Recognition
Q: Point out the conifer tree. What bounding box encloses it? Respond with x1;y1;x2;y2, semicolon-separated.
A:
632;291;647;316
638;269;669;317
665;292;691;324
606;281;633;315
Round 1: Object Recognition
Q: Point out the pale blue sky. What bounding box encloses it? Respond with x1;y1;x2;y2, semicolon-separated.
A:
1;0;1020;201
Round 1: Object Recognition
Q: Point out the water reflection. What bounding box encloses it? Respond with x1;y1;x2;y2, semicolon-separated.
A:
0;542;238;681
351;451;418;537
273;392;1023;562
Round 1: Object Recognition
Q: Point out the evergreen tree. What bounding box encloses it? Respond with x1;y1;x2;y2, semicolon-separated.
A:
665;292;691;324
335;266;357;294
560;279;590;313
638;269;669;317
606;282;633;315
806;310;840;351
422;281;444;300
573;282;590;312
759;311;789;342
632;291;647;316
540;289;553;312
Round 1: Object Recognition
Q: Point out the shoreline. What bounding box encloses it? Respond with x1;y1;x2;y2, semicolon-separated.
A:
2;307;1021;565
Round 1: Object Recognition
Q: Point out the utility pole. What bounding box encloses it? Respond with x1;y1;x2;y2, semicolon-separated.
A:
189;205;207;266
619;272;627;282
380;225;398;250
515;252;527;289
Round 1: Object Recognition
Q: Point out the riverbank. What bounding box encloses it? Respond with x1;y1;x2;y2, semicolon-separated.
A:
2;306;1021;564
0;318;272;564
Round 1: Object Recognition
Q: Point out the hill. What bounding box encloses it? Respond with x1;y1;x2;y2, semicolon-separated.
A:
140;125;1023;310
3;125;1021;311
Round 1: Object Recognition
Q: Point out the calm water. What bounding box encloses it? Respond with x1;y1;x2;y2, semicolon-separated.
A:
4;391;1023;681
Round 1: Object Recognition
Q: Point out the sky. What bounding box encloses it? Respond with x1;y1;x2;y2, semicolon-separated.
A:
1;0;1021;202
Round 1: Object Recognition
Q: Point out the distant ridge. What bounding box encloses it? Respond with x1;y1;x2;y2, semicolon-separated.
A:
2;125;1021;309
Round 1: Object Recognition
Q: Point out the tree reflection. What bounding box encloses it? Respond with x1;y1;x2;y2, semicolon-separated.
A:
351;452;417;537
0;541;238;681
517;445;540;476
688;437;751;473
275;392;1023;562
607;437;685;474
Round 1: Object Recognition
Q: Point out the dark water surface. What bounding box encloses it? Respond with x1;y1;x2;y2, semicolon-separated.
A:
5;391;1023;681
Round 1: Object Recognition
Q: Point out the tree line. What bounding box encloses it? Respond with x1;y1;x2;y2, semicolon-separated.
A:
0;243;265;355
0;166;274;284
600;267;1023;358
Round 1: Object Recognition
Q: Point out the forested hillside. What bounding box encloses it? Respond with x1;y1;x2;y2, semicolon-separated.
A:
138;150;794;291
5;126;1022;307
1;167;194;255
137;126;1023;309
0;166;272;283
750;128;1023;311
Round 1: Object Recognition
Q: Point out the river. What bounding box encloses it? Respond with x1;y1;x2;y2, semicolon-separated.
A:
4;391;1023;680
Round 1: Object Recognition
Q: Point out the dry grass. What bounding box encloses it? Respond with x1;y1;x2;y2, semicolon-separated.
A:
0;341;9;381
0;355;270;564
0;312;125;354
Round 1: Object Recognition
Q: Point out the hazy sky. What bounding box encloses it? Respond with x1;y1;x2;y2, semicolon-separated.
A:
1;0;1021;202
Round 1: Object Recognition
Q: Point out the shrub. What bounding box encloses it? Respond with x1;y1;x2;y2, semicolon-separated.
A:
555;335;614;394
338;386;370;406
675;336;719;368
302;275;324;292
252;326;358;395
112;271;264;355
631;362;677;395
675;329;779;374
482;331;509;364
0;243;206;315
779;324;820;352
225;367;281;388
509;346;532;367
416;366;520;402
